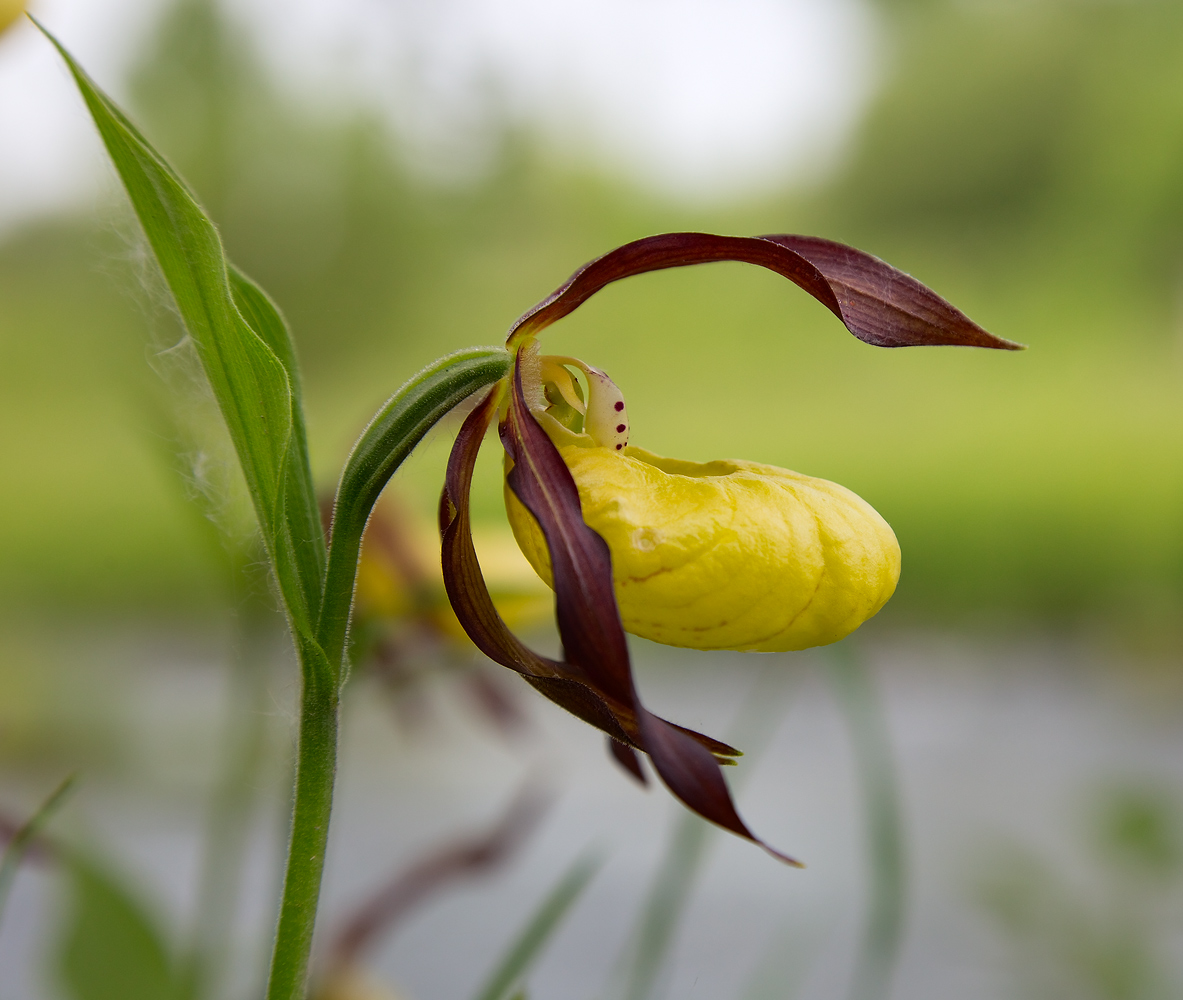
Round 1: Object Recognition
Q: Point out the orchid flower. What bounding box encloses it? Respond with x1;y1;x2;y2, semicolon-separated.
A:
440;233;1020;864
37;23;1029;992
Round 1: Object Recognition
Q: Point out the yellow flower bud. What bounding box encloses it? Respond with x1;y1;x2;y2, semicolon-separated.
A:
504;354;900;652
0;0;24;36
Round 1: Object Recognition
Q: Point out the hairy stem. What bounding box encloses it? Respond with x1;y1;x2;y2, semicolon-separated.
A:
267;652;338;1000
266;348;510;1000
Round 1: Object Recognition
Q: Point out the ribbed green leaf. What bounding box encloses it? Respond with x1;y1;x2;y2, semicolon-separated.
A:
38;22;324;647
228;266;325;625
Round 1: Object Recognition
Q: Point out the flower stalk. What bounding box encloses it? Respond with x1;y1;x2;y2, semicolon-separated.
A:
269;350;511;999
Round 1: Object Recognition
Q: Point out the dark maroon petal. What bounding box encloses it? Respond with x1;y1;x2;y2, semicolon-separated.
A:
501;355;795;863
438;384;666;752
501;367;635;708
607;736;648;785
523;675;634;748
759;234;1020;349
439;385;558;677
639;711;802;867
505;232;1021;351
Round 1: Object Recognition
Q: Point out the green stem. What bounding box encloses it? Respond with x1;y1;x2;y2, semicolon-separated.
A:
267;651;338;1000
318;347;511;673
825;642;907;1000
266;347;510;1000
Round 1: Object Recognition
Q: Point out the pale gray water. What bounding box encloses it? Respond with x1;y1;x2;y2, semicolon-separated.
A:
3;630;1182;1000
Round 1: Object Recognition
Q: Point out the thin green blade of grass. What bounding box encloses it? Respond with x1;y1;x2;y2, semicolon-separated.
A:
472;853;602;1000
825;642;907;1000
737;912;824;1000
35;20;325;657
615;665;799;1000
0;773;76;926
619;814;710;1000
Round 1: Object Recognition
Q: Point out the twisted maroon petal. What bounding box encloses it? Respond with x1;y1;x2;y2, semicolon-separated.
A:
607;737;647;785
506;231;1021;351
500;357;801;865
438;383;739;760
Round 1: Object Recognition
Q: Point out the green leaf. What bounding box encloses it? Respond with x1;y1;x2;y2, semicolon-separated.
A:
37;21;324;648
56;858;178;1000
228;266;325;625
472;853;601;1000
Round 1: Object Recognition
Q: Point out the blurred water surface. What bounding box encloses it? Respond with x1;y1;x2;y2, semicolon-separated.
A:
3;1;1183;997
3;633;1183;999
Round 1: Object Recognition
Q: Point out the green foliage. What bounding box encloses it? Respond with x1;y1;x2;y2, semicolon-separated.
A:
36;19;512;998
1094;786;1183;879
9;0;1181;631
57;858;178;1000
36;24;327;673
825;644;906;1000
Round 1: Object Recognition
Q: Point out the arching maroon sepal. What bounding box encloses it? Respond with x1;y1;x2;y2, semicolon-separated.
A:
507;231;1022;351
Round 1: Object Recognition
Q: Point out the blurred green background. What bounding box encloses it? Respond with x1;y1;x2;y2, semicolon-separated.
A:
6;0;1183;641
4;2;1183;998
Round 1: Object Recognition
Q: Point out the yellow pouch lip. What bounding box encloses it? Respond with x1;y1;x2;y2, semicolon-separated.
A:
505;442;900;653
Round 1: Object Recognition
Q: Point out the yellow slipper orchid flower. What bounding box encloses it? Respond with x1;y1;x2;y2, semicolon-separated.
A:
504;344;901;652
439;231;1020;863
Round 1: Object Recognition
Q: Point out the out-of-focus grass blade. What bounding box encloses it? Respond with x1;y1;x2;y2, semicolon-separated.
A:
36;21;325;652
615;666;798;1000
738;913;825;1000
619;814;710;1000
825;641;907;1000
0;774;75;926
57;856;178;1000
471;853;601;1000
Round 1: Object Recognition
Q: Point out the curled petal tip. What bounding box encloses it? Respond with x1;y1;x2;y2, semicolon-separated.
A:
607;737;648;785
764;845;806;869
